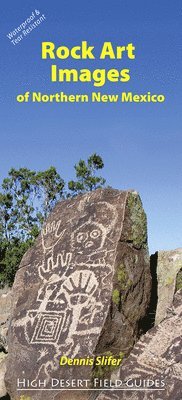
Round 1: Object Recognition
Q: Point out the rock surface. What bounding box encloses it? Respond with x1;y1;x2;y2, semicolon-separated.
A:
154;249;182;325
5;189;151;400
96;289;182;400
0;288;12;353
0;288;12;399
0;353;8;398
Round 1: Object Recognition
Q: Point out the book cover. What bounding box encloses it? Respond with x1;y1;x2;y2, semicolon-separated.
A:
0;1;181;400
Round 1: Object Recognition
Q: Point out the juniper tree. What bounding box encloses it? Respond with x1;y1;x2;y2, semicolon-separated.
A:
68;153;106;195
0;155;106;286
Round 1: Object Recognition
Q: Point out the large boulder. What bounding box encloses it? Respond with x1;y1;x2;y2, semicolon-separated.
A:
154;249;182;325
5;189;151;400
96;289;182;400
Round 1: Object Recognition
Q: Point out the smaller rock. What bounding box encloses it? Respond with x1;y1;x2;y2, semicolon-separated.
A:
154;249;182;325
0;288;12;353
0;353;8;398
175;268;182;292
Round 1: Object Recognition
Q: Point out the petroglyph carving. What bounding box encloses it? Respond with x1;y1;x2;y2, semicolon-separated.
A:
71;220;107;254
39;251;72;281
11;199;120;383
30;312;67;344
107;290;182;400
6;189;152;400
96;394;119;400
41;219;66;251
63;270;98;302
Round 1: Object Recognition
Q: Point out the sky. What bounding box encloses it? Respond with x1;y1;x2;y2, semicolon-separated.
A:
1;0;182;254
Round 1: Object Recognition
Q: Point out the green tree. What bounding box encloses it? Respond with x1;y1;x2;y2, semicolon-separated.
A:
0;154;106;287
68;153;106;195
0;167;65;242
0;166;65;287
0;238;33;287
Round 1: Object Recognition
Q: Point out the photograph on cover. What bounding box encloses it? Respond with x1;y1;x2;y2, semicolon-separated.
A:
0;1;181;399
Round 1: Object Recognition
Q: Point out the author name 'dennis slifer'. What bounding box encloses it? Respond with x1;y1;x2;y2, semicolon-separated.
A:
59;355;123;367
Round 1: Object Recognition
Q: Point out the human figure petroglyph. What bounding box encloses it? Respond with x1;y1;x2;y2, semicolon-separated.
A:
70;201;119;270
13;268;101;344
62;270;99;336
11;197;122;384
39;201;117;273
6;189;154;400
37;269;99;316
34;270;101;339
37;201;116;308
14;229;113;350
